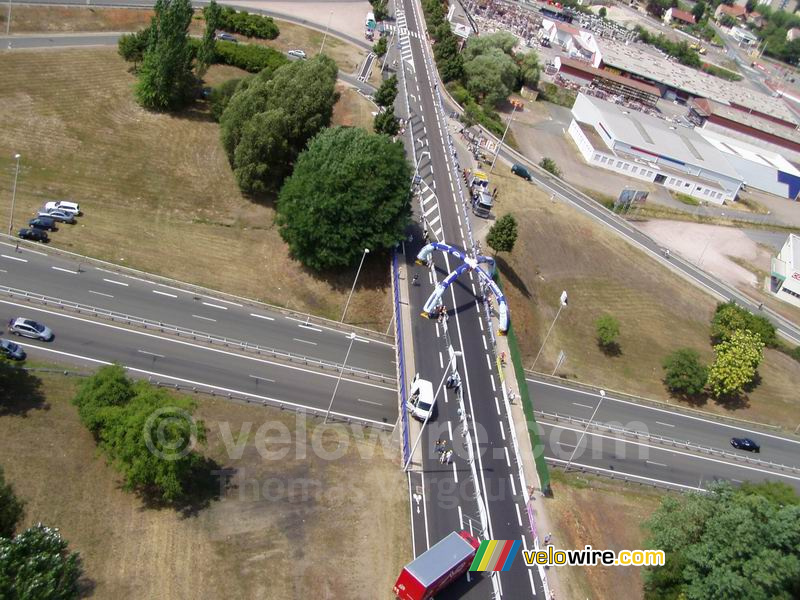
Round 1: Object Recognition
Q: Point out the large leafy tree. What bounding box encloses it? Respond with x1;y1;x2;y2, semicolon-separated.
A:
644;483;800;600
517;50;541;89
595;314;620;352
662;348;708;397
0;466;24;538
276;126;412;270
0;525;82;600
463;32;518;62
707;329;764;398
374;106;399;135
220;55;338;193
117;26;151;68
197;0;221;76
373;74;398;108
486;214;518;254
463;48;519;108
710;301;776;347
135;0;196;111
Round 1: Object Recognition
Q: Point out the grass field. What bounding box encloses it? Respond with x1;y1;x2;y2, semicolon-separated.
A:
0;369;409;599
0;49;392;329
489;168;800;428
546;470;664;600
0;5;154;33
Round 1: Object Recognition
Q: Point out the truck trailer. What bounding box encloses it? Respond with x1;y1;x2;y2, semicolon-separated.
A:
393;531;481;600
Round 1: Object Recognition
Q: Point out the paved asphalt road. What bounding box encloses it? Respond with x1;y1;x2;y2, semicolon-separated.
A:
1;297;398;426
0;240;395;376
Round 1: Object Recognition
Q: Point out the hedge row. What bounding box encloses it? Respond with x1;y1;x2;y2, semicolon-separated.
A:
214;40;289;73
214;6;280;40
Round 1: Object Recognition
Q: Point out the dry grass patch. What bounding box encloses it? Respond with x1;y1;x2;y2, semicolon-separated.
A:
545;470;664;600
1;6;154;33
333;84;376;131
0;48;392;329
0;371;409;599
488;168;800;427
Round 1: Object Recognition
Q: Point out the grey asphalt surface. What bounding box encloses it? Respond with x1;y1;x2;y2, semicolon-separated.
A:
528;377;800;470
0;240;395;376
0;298;398;425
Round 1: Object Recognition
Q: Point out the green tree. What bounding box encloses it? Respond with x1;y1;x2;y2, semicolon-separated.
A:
517;50;541;89
439;53;464;82
373;35;388;57
720;14;737;28
371;0;389;21
644;483;800;600
539;157;561;176
276;126;412;271
486;214;518;254
463;48;519;107
0;524;82;600
73;364;135;435
117;27;151;68
710;301;776;347
662;348;708;397
135;0;196;111
0;466;24;538
599;6;607;18
745;0;757;11
463;31;518;61
209;76;246;121
197;0;221;76
692;1;706;22
595;314;620;351
707;329;764;398
374;74;398;108
374;106;400;135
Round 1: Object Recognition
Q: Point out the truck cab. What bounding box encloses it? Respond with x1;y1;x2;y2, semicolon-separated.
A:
472;190;493;218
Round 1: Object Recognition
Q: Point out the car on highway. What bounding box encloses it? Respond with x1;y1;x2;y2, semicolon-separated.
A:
29;216;58;231
215;32;237;43
730;437;760;453
511;163;532;181
18;228;49;243
0;338;26;360
7;317;54;341
288;49;307;59
406;374;435;421
44;200;80;216
38;209;75;224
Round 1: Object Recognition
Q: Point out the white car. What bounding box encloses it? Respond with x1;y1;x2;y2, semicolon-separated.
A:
44;200;80;216
288;49;307;59
406;374;434;421
8;317;54;341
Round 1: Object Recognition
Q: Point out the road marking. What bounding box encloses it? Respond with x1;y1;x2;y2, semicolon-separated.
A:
51;266;77;274
451;460;458;483
547;457;704;491
499;422;506;440
88;290;114;298
357;398;382;406
103;278;128;286
457;505;464;529
353;336;371;344
572;402;594;409
192;314;217;322
249;313;275;321
137;350;165;359
504;446;511;467
494;395;501;415
438;352;443;368
292;338;317;346
646;460;668;468
528;570;537;595
485;354;491;369
95;267;116;274
0;269;6;273
482;336;487;350
153;290;178;298
509;473;517;495
515;503;523;527
0;299;396;392
202;301;228;310
2;254;27;263
490;376;496;392
655;421;676;427
249;374;274;383
298;323;323;332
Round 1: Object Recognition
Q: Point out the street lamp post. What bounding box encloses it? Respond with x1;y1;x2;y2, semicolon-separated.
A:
565;389;605;471
489;103;518;173
403;350;462;471
412;151;430;186
319;10;333;54
530;290;568;371
324;332;357;423
381;25;396;75
6;0;12;35
341;248;370;322
8;153;21;235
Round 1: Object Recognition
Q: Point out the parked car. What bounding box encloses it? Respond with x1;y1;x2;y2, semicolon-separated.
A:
215;32;237;42
288;49;307;59
29;216;57;231
18;228;49;242
730;437;760;453
44;200;80;216
7;317;53;341
38;209;75;224
0;338;26;360
511;163;532;181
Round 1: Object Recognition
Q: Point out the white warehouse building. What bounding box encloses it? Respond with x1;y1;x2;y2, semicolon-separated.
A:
569;93;744;204
771;234;800;308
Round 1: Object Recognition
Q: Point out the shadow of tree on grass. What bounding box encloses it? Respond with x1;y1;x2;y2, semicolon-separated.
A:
0;361;48;417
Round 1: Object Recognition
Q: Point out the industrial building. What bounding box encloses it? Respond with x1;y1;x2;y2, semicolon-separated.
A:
569;94;743;204
554;57;661;106
771;234;800;308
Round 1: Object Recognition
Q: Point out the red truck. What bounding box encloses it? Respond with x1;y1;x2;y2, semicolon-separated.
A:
393;531;481;600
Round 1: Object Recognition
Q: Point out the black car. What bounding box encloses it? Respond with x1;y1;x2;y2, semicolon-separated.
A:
511;163;533;181
29;216;57;231
18;228;49;242
730;437;760;453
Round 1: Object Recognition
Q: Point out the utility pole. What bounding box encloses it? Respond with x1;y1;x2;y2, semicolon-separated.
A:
489;103;518;173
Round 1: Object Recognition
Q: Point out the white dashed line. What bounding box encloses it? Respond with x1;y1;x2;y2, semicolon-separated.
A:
504;446;511;467
509;473;517;495
515;503;523;527
490;376;496;392
103;278;128;286
292;338;317;346
202;301;228;310
656;421;676;427
298;323;323;332
250;313;275;321
485;354;491;369
499;422;506;440
153;290;178;298
1;254;27;263
51;266;77;274
137;350;164;359
249;374;275;383
646;460;668;468
357;398;383;406
482;336;487;350
192;314;217;322
572;402;594;409
88;290;114;298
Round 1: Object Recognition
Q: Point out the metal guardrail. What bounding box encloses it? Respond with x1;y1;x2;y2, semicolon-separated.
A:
527;370;787;433
0;233;393;346
535;409;800;474
1;284;396;384
391;251;411;464
546;459;704;494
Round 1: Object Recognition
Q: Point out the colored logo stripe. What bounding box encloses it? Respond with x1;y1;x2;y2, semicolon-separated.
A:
470;540;521;572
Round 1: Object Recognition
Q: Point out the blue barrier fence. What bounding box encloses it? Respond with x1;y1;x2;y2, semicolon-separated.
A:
392;250;411;464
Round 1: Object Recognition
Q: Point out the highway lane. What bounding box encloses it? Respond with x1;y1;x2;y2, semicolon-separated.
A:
0;241;395;376
0;32;122;48
529;377;800;470
0;299;397;426
540;421;800;493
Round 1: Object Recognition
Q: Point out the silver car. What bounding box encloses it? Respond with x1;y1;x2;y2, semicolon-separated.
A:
0;338;26;360
38;208;75;224
8;317;53;341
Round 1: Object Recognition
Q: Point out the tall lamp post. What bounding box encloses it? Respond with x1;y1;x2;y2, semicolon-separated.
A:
530;290;568;371
412;151;430;186
341;248;370;322
6;0;12;35
565;389;605;471
319;10;333;54
8;153;21;235
489;102;518;173
324;332;357;423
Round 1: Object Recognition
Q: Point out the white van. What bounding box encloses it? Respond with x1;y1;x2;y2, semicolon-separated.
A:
407;374;435;421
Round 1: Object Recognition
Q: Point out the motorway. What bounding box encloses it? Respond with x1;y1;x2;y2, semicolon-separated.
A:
1;297;398;425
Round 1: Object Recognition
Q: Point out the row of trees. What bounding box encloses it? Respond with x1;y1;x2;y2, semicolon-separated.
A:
373;74;400;135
